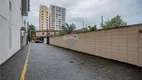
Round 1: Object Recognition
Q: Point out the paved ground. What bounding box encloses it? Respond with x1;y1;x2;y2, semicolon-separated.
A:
0;46;29;80
1;43;142;80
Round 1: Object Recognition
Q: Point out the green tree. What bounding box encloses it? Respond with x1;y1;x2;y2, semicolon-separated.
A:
102;15;127;29
58;30;67;36
28;24;36;41
62;23;76;34
88;25;97;31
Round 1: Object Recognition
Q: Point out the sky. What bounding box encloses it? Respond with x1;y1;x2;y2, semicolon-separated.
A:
28;0;142;30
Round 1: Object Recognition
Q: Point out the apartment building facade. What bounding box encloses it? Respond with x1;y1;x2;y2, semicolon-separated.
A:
36;5;48;38
0;0;30;65
49;4;66;30
39;5;49;30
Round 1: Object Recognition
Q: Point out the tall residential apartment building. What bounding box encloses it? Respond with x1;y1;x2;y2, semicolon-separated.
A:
39;5;49;30
49;4;66;30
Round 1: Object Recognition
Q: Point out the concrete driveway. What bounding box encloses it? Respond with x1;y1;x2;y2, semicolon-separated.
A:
1;43;142;80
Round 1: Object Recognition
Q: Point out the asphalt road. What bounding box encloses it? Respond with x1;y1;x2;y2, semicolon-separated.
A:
1;43;142;80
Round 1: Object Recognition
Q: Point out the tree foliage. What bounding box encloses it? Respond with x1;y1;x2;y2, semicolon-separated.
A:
62;23;76;34
102;15;127;29
57;23;76;36
58;30;67;36
28;24;36;41
88;25;97;31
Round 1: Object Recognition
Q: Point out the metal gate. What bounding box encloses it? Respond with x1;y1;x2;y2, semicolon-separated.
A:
47;37;49;44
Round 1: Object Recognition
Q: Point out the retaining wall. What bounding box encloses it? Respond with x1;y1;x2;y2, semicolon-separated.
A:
50;24;142;67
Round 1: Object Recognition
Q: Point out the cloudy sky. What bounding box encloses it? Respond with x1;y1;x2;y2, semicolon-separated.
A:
28;0;142;30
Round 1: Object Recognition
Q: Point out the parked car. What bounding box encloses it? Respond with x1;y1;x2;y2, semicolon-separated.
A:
35;40;43;43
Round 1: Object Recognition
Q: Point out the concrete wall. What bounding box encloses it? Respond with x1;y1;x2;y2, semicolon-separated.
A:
0;0;28;65
50;24;142;67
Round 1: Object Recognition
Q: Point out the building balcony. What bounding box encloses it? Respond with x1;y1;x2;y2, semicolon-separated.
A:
21;0;30;16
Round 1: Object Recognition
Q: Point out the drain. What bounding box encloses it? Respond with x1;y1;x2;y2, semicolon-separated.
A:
70;61;74;63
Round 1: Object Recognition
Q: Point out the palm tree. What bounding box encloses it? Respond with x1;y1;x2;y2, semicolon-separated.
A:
62;23;76;34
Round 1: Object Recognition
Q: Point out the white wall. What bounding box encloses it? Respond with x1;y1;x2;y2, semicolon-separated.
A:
0;0;27;65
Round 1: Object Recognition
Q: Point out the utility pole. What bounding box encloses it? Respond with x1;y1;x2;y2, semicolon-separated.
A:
101;16;103;27
30;30;31;42
86;24;88;28
27;22;29;44
82;22;84;28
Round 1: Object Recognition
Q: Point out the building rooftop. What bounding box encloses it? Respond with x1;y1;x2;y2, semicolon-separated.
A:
50;4;66;9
